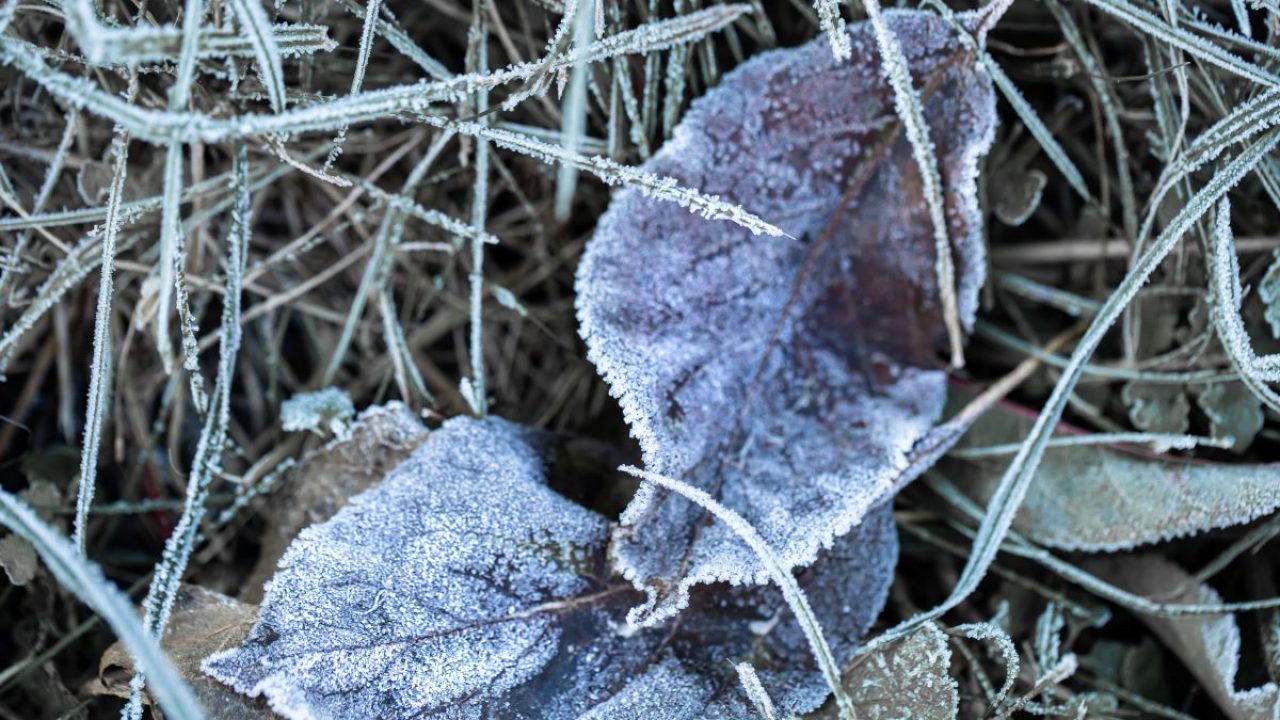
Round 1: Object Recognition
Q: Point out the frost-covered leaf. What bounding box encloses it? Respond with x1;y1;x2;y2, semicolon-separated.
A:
575;9;995;624
992;167;1047;227
243;402;428;602
812;624;959;719
1259;249;1280;340
204;417;897;719
1121;381;1190;435
86;585;270;720
1196;381;1263;452
1088;555;1280;720
280;387;357;437
945;391;1280;551
0;534;37;585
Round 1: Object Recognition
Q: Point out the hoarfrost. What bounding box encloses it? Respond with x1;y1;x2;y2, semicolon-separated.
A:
280;387;357;438
575;10;996;624
1089;555;1280;720
946;391;1280;551
204;417;897;719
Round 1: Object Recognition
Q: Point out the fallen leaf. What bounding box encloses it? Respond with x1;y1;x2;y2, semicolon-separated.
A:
1121;381;1190;435
85;584;271;720
0;534;37;585
1088;555;1280;720
812;624;959;719
575;9;995;625
945;389;1280;551
280;387;358;438
1196;381;1263;452
243;402;428;602
205;416;897;719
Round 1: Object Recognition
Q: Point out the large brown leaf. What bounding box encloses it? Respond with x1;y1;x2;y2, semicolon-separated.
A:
576;10;996;624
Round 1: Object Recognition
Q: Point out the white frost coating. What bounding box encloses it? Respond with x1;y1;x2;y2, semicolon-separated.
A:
576;10;996;625
204;416;899;719
948;392;1280;552
280;387;357;437
1090;555;1280;720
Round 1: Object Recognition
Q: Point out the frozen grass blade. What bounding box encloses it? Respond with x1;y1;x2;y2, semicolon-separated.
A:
620;465;857;720
124;141;251;720
928;1;1089;200
74;126;130;554
323;0;383;168
1084;0;1279;87
812;0;849;60
466;0;489;417
1046;0;1136;239
554;0;595;220
735;663;777;720
0;109;77;303
323;131;453;385
1208;197;1280;412
863;0;965;367
335;0;452;80
226;0;288;111
0;490;201;719
431;119;786;237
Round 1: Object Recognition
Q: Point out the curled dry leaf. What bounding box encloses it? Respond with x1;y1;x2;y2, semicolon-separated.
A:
85;584;270;720
204;417;897;719
575;9;996;624
945;390;1280;551
243;402;428;601
1088;555;1280;720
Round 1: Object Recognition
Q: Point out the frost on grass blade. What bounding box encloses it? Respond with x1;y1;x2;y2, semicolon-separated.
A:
1089;555;1280;720
575;9;995;625
204;417;897;719
944;390;1280;552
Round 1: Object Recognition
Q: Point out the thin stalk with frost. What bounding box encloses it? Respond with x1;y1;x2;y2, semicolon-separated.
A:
1084;0;1279;87
863;0;966;367
324;0;383;169
74;125;131;554
554;0;595;220
465;0;489;416
812;0;849;59
620;465;857;720
430;119;786;237
736;663;778;720
0;108;78;303
0;490;201;718
323;130;454;385
124;141;251;720
927;0;1089;200
226;0;288;111
1209;197;1280;412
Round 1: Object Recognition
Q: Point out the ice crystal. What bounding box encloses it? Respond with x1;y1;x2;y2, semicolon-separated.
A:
575;10;995;624
204;417;897;719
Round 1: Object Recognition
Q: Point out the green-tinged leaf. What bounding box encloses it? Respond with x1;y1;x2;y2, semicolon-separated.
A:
1087;555;1280;720
811;624;959;720
1121;381;1190;435
1196;382;1263;452
944;389;1280;551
